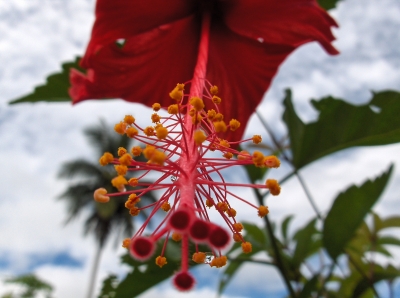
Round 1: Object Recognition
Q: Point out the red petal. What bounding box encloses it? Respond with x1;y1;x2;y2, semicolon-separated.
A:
205;23;293;139
222;0;339;55
82;0;196;67
70;16;200;107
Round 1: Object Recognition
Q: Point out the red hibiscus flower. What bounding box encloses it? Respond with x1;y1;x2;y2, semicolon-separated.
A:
70;0;338;138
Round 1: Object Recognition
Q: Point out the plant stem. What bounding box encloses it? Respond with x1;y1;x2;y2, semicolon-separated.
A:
253;188;296;298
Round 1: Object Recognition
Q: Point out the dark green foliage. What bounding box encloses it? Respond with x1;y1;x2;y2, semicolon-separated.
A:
283;90;400;169
98;240;207;298
323;165;393;260
4;274;53;298
9;57;83;104
317;0;343;10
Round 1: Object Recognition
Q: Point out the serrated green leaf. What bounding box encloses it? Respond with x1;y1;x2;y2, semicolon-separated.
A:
317;0;343;10
292;218;320;267
323;165;393;260
283;90;400;169
9;57;83;104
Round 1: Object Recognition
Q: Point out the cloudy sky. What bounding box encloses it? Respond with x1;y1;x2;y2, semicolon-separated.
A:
0;0;400;297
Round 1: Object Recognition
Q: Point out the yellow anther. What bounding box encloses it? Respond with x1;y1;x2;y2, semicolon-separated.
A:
252;135;262;144
119;153;132;166
205;199;214;208
111;175;128;191
210;256;227;268
144;126;155;136
223;152;233;159
214;113;224;121
122;238;130;249
209;143;217;151
169;83;184;101
212;95;221;104
226;208;237;217
241;242;252;254
128;178;139;187
258;205;269;217
189;108;196;117
219;139;230;148
126;127;138;138
192;252;206;264
252;151;265;167
210;85;218;95
233;233;242;242
114;122;126;134
129;207;140;216
114;165;128;176
152;103;161;111
143;145;156;159
191;114;203;125
207;109;216;120
150;150;166;166
237;150;250;161
229;119;240;132
264;156;281;168
151;113;161;123
190;97;205;111
117;147;127;157
266;179;281;196
161;201;171;212
194;130;207;146
217;202;228;212
93;188;110;203
99;152;114;166
155;256;167;268
233;223;244;232
214;121;227;133
131;146;142;156
171;232;182;242
156;125;168;140
125;194;140;209
124;115;135;125
167;104;179;114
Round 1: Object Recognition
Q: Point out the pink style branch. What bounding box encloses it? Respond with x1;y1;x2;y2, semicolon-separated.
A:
94;81;281;291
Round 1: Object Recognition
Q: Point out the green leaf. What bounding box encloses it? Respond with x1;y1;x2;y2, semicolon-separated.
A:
281;215;294;245
98;275;118;298
283;89;400;169
299;275;319;298
243;164;268;183
353;265;400;297
9;57;83;104
323;165;393;260
109;240;206;298
292;218;320;267
317;0;343;10
377;236;400;247
218;223;270;294
381;216;400;230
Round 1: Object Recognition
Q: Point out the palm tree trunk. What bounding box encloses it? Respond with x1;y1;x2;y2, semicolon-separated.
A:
86;243;103;298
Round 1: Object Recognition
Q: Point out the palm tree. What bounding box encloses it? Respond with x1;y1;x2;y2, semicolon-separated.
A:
57;120;154;298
